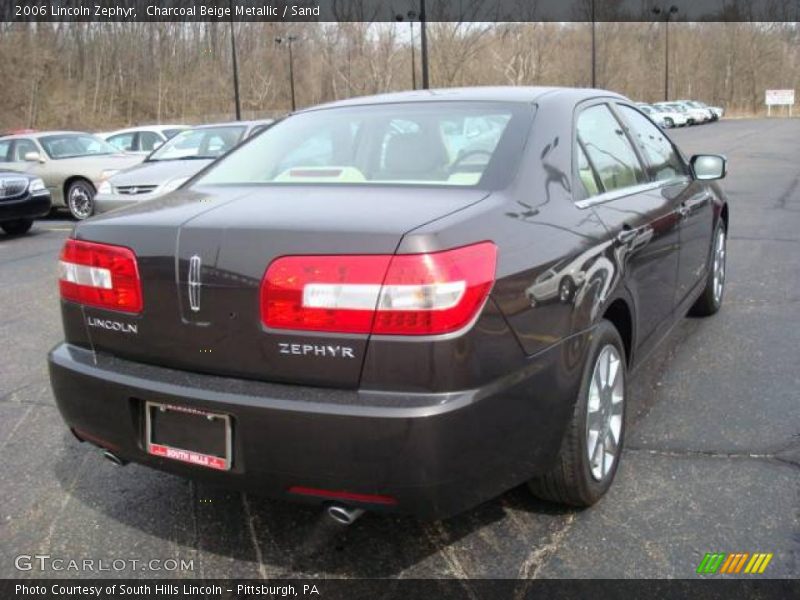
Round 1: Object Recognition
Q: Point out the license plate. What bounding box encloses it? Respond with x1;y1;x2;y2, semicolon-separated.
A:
145;402;232;471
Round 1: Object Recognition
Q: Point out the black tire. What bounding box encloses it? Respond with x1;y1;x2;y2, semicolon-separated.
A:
690;222;727;317
528;320;627;506
66;179;96;220
664;117;674;128
1;219;34;235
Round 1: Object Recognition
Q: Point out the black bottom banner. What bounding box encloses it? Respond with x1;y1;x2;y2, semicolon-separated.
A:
1;579;797;600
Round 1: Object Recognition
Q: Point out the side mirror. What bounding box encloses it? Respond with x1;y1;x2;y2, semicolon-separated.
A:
691;154;726;180
24;151;44;163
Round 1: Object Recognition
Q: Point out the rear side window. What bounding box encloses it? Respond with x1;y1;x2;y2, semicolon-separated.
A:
617;105;687;181
577;104;645;194
577;144;601;196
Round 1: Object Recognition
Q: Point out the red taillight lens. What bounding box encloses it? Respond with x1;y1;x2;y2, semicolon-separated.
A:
261;242;496;336
58;239;143;314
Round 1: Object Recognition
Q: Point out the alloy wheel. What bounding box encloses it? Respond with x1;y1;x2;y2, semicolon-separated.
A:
712;227;726;305
68;184;93;219
586;344;624;481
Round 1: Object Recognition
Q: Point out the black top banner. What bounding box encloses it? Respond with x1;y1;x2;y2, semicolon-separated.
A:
3;0;800;22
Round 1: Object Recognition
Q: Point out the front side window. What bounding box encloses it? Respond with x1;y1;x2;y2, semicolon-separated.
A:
197;102;528;188
148;126;245;161
12;139;38;161
617;105;687;182
39;134;118;159
576;104;646;194
107;132;135;152
138;131;163;152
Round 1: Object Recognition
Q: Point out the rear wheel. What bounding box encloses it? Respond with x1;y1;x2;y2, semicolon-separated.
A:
528;320;626;506
664;117;674;128
690;222;726;316
1;219;33;235
66;179;95;220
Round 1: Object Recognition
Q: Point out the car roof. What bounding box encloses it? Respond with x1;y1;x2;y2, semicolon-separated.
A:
104;125;188;135
0;131;95;141
194;119;274;130
300;86;626;113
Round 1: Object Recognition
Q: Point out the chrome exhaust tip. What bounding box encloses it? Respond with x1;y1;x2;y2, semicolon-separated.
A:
103;450;128;467
327;504;365;526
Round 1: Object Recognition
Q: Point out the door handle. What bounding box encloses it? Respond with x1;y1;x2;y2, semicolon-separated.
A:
681;194;711;217
616;227;638;244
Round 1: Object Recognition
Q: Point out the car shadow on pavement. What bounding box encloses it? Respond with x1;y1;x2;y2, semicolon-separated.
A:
52;430;577;578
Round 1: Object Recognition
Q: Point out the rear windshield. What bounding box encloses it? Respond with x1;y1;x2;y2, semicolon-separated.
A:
149;126;246;161
197;102;533;189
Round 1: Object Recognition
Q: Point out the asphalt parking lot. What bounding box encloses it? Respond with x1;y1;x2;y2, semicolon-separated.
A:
0;118;797;580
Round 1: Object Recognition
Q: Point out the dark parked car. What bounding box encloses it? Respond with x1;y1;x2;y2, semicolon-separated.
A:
48;87;729;521
0;170;51;235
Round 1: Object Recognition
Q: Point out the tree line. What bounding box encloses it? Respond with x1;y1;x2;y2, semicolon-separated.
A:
0;21;797;130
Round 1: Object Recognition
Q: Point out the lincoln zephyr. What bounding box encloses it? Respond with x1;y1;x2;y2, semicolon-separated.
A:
48;87;728;522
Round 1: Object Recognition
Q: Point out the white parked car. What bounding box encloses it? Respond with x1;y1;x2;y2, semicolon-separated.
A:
682;100;724;121
648;104;689;127
655;102;709;125
100;125;189;156
636;104;670;128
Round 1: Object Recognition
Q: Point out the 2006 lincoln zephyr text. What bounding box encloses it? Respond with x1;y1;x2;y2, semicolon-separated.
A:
48;87;729;522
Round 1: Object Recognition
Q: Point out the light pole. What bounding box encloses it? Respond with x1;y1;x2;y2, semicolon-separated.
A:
591;0;596;87
653;4;678;102
396;10;418;90
275;35;298;112
229;0;241;120
420;0;429;89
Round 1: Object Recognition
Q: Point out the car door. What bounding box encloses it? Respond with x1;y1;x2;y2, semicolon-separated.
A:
4;138;44;175
615;104;714;308
574;102;682;359
7;138;55;194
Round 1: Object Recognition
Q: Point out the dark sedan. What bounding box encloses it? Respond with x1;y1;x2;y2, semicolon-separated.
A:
0;170;51;235
48;87;729;522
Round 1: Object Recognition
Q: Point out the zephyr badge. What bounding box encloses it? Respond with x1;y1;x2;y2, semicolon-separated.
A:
188;255;202;312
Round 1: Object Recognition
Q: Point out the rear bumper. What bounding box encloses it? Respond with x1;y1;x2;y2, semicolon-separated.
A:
0;192;51;221
48;340;578;519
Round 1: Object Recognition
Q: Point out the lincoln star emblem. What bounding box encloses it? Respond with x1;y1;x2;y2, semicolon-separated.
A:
188;255;202;312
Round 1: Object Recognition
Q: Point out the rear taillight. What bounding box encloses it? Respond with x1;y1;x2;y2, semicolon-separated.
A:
58;239;143;313
261;242;496;336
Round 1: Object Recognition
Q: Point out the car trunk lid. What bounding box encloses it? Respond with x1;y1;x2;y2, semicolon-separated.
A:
71;185;488;388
